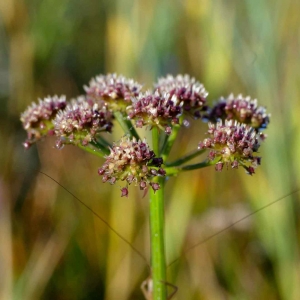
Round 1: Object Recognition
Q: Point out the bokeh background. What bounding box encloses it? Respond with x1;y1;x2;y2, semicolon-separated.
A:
1;0;300;299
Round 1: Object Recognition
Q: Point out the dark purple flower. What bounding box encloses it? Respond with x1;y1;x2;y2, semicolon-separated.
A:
98;136;165;195
127;91;182;134
155;74;208;118
206;94;270;132
84;73;143;112
198;120;261;174
54;98;113;147
20;95;67;148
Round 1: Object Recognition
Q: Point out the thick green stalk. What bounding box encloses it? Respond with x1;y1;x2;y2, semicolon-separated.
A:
114;111;140;140
150;127;167;300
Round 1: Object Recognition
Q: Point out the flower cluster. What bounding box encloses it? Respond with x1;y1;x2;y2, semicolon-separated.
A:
20;73;271;194
20;95;67;148
84;73;142;111
54;99;113;148
198;120;261;175
155;74;208;118
127;91;182;134
206;94;270;132
98;136;165;196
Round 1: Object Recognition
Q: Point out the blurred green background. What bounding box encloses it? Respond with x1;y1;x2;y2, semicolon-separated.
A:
1;0;300;299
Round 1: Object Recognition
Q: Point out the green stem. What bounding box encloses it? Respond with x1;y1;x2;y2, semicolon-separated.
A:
95;135;112;148
152;127;160;156
163;159;216;176
166;149;206;167
180;159;216;171
150;127;167;300
161;122;181;162
90;140;110;155
150;176;167;300
77;144;106;158
114;111;140;140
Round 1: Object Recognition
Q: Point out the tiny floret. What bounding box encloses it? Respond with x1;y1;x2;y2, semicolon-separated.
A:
98;136;165;196
127;91;182;134
207;94;270;132
198;120;261;174
155;74;208;118
54;98;113;148
20;95;67;148
84;73;143;111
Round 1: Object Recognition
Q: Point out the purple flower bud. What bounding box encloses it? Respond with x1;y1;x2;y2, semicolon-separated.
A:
140;181;147;190
150;182;160;192
215;162;223;172
98;167;105;175
158;168;166;176
165;126;172;135
150;169;158;176
121;187;129;197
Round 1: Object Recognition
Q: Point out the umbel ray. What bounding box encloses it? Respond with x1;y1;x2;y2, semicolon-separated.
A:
40;171;300;300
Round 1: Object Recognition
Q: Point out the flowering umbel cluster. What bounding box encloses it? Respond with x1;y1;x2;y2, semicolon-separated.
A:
20;95;67;149
155;74;208;118
98;137;165;197
84;73;142;112
198;120;261;175
127;91;182;134
54;99;113;148
206;94;270;132
20;73;270;195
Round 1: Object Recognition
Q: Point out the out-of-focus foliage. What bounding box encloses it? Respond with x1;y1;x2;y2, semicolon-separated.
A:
1;0;300;299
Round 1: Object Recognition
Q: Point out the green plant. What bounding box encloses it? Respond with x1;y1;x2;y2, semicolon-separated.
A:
20;73;270;300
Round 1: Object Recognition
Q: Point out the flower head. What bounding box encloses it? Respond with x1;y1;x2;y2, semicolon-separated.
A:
98;136;165;196
155;74;208;118
198;120;261;175
54;98;113;148
206;94;270;132
127;91;182;134
84;73;143;111
20;95;67;149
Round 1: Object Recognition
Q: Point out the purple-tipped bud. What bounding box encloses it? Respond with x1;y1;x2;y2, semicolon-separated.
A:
158;168;166;176
98;136;165;196
127;91;182;134
215;162;224;172
20;95;67;148
54;98;113;147
150;182;160;192
154;74;208;118
84;73;142;112
121;187;129;197
198;120;261;174
98;167;105;175
206;94;270;132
